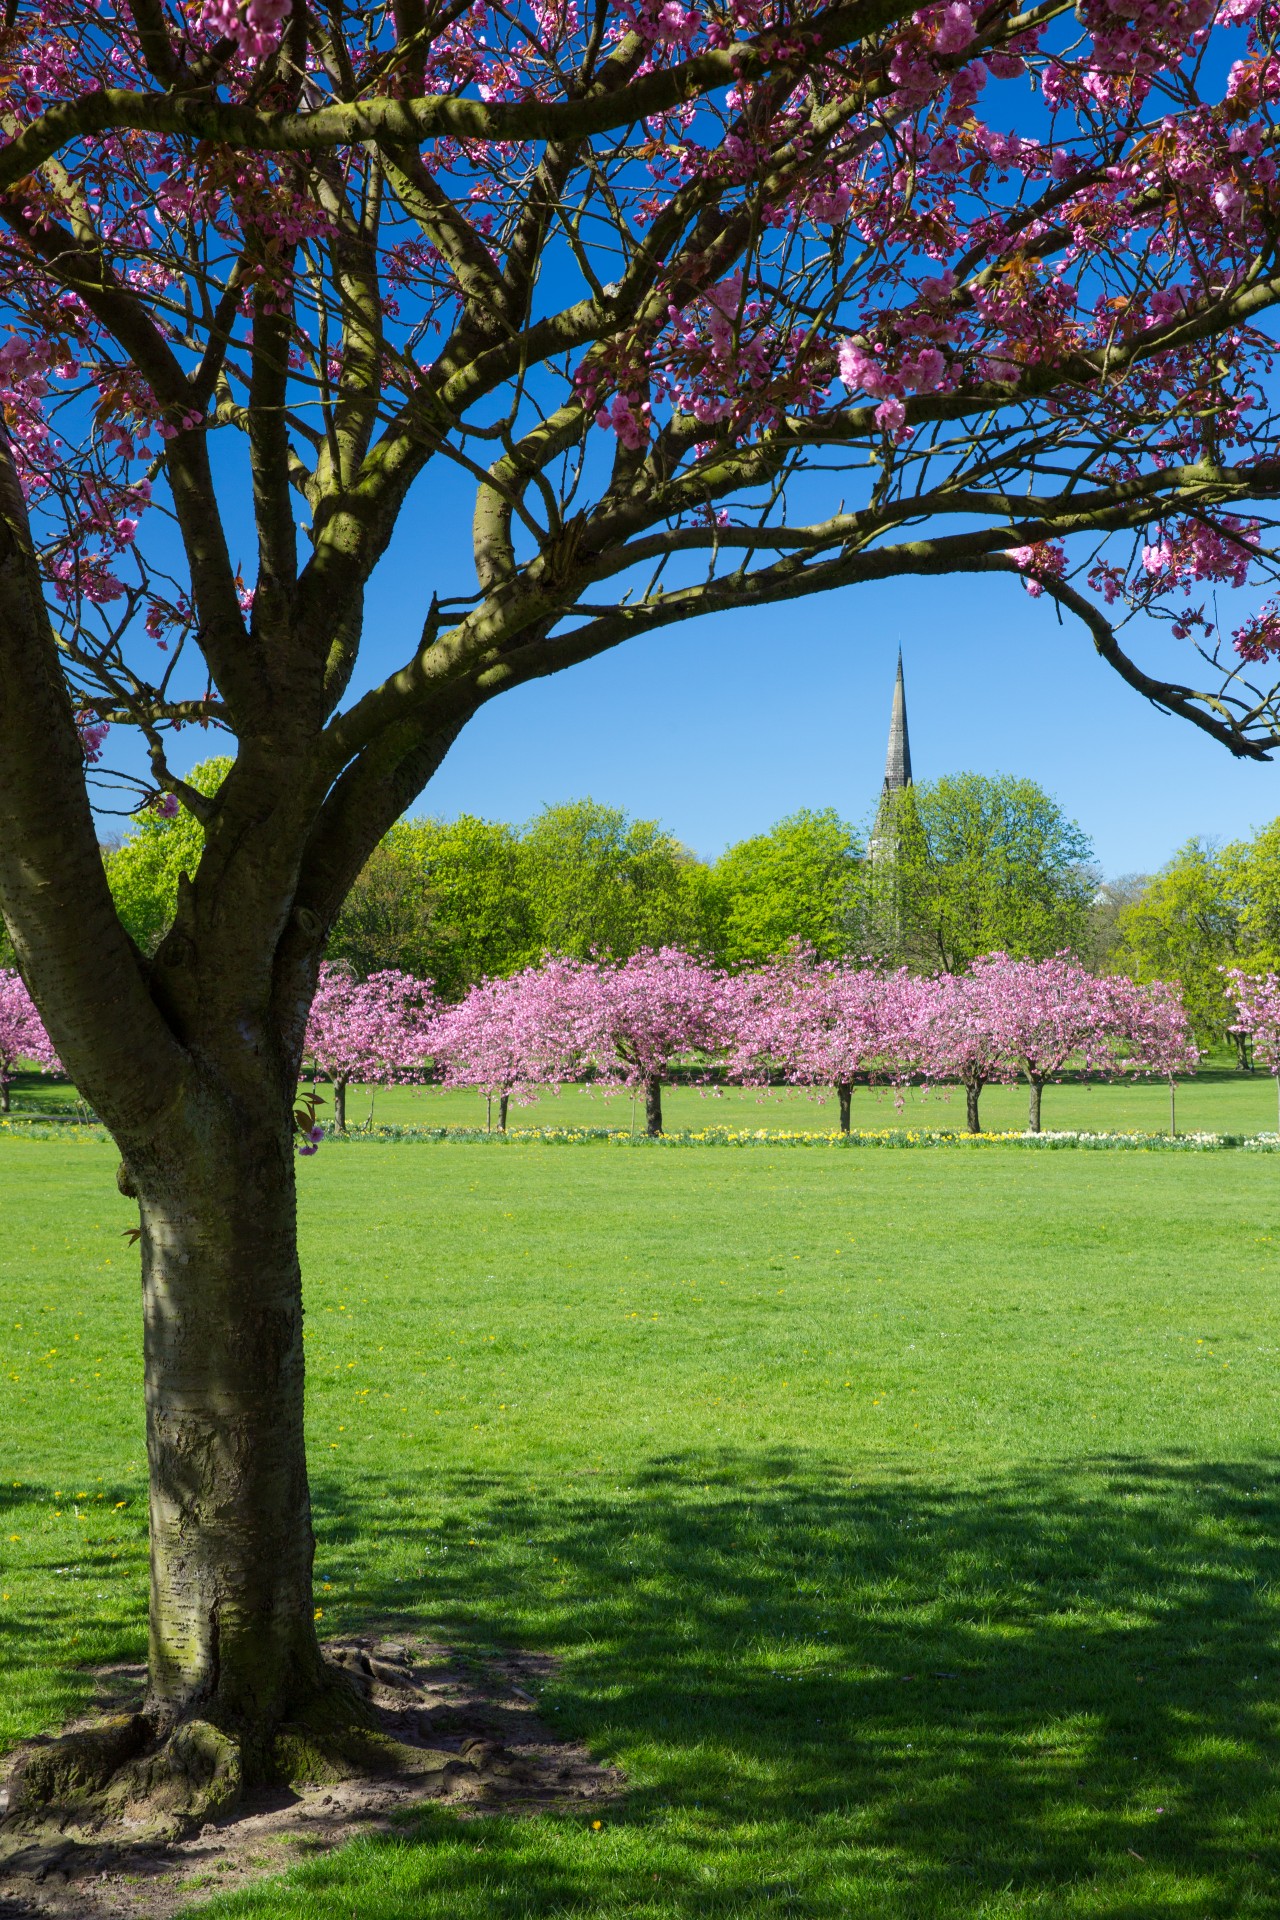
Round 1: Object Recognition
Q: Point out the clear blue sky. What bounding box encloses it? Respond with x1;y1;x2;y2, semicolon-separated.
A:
356;555;1280;879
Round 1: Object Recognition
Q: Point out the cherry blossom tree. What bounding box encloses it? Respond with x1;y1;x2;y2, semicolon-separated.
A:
567;947;724;1134
1224;967;1280;1129
991;952;1116;1132
916;957;1019;1133
7;0;1280;1814
428;956;589;1129
0;967;60;1113
722;948;922;1131
1104;975;1201;1135
303;962;434;1131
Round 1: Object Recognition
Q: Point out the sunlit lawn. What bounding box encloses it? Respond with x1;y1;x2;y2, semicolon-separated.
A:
2;1137;1280;1915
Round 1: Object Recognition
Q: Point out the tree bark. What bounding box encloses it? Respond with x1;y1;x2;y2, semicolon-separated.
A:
498;1092;509;1133
966;1078;981;1133
333;1076;347;1133
0;1071;8;1114
133;1105;326;1754
645;1074;663;1137
1028;1079;1042;1132
837;1080;852;1134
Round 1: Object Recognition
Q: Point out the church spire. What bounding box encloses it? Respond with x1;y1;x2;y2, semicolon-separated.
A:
882;647;912;793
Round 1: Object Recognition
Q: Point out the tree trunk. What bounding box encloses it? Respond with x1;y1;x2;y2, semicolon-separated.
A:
498;1092;509;1133
837;1081;852;1134
333;1076;347;1133
645;1074;663;1137
0;1071;8;1114
136;1116;325;1757
1028;1079;1043;1132
1169;1077;1177;1138
966;1078;981;1133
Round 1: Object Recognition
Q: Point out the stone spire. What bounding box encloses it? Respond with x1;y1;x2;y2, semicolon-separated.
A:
881;647;912;793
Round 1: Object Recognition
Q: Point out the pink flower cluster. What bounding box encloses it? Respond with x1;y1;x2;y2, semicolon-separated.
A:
301;962;436;1136
0;969;61;1112
1224;967;1280;1081
372;947;1200;1137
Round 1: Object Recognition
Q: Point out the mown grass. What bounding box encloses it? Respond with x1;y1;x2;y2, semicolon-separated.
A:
2;1139;1280;1915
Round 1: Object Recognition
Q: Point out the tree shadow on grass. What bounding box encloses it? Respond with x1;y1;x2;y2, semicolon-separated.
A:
250;1452;1280;1920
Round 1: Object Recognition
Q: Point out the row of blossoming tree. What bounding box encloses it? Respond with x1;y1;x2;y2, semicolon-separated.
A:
302;949;1216;1137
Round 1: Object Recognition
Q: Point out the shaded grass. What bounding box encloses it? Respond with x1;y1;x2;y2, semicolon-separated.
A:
2;1141;1280;1914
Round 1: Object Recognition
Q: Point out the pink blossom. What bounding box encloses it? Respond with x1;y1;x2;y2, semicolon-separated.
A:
0;969;60;1112
931;3;976;56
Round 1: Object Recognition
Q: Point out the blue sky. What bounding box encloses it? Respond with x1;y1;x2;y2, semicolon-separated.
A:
360;559;1280;878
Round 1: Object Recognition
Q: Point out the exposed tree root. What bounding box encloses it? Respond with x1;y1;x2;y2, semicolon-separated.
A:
0;1637;622;1920
0;1642;500;1848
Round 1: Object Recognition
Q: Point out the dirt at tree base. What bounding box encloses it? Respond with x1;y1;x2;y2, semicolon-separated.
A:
0;1635;624;1919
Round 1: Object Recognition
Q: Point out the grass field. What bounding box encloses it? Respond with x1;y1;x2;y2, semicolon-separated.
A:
9;1059;1280;1137
3;1137;1280;1915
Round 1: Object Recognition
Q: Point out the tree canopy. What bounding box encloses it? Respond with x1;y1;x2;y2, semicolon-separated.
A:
872;772;1095;972
712;807;863;967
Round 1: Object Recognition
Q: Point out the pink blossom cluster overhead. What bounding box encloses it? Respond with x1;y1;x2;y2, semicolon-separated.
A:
4;0;1280;777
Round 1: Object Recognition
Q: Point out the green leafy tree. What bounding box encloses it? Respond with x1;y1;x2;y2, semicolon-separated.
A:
1221;819;1280;973
711;808;863;968
104;760;232;955
520;799;714;959
1109;838;1244;1057
873;774;1094;973
328;815;535;998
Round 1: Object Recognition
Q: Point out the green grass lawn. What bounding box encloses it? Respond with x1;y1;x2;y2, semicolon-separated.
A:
9;1057;1280;1137
3;1137;1280;1915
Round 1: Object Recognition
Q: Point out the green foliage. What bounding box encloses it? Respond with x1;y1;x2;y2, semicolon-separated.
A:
329;816;535;999
102;759;232;955
1109;838;1243;1053
873;773;1094;971
5;1138;1280;1918
1221;817;1280;972
710;808;863;967
519;798;715;960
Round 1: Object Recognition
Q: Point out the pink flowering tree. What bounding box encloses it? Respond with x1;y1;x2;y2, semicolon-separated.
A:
1104;975;1201;1135
991;952;1118;1133
917;959;1020;1134
11;0;1280;1811
303;963;435;1133
1224;968;1280;1130
566;948;724;1136
0;968;61;1113
723;949;923;1132
428;957;589;1131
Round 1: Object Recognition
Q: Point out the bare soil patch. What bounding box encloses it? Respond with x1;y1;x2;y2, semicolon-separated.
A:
0;1635;623;1919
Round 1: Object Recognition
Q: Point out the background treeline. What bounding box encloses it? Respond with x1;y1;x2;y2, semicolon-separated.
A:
49;754;1280;1056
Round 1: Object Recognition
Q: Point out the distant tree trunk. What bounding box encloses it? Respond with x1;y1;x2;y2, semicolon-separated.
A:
837;1080;852;1134
645;1074;663;1137
498;1092;509;1133
1235;1029;1253;1071
1169;1077;1177;1137
966;1077;982;1134
333;1076;347;1133
1028;1079;1043;1132
0;1068;9;1114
